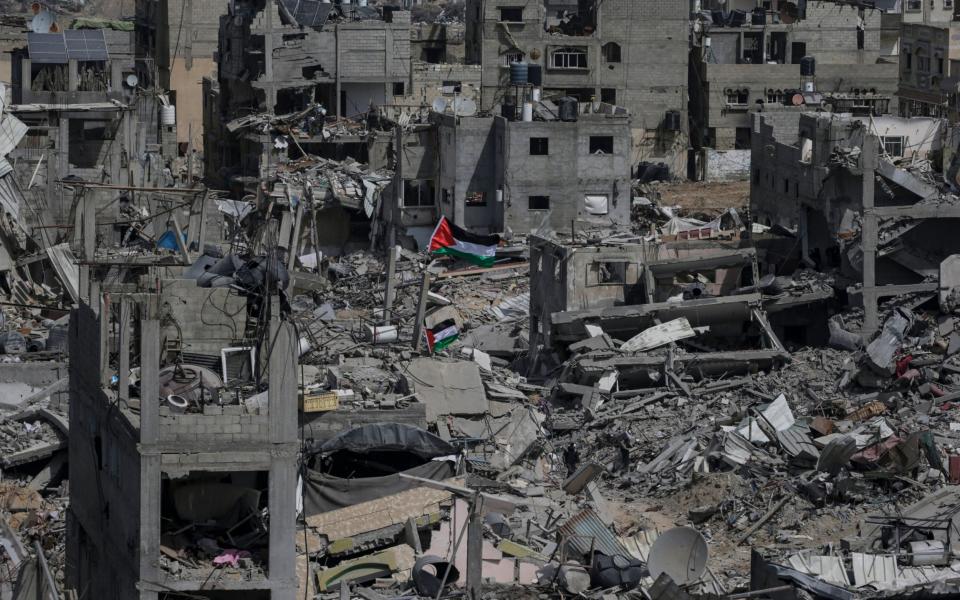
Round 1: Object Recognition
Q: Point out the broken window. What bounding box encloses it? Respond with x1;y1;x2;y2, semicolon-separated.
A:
601;42;621;63
882;135;905;158
907;0;921;8
404;180;435;207
465;191;486;206
791;42;807;64
393;82;406;96
768;32;787;64
726;89;749;105
735;127;751;150
528;195;550;210
529;137;549;155
589;136;614;155
499;7;523;22
918;53;931;74
904;45;913;70
600;88;616;104
441;80;462;94
424;47;445;64
596;261;626;284
551;47;588;69
160;471;269;578
740;32;763;64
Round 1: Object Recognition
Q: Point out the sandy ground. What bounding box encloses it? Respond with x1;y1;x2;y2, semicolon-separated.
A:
656;180;750;217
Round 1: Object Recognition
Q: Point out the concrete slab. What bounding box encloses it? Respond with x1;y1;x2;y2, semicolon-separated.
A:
402;358;488;421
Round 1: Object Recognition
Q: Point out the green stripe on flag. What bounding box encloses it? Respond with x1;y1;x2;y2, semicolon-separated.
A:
432;246;496;268
432;333;459;352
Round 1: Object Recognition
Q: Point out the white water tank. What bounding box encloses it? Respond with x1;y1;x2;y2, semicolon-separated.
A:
160;104;176;126
522;102;533;122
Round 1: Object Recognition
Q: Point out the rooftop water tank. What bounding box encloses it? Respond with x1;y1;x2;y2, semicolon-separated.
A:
800;56;816;77
558;97;578;122
527;63;543;86
160;104;176;127
509;62;529;85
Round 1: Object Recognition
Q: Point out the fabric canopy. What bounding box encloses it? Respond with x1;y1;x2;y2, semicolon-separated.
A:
310;422;455;459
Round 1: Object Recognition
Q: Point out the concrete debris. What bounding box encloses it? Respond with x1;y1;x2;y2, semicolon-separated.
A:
0;2;955;599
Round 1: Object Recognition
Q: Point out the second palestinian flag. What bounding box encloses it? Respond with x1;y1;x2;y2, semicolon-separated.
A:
426;318;459;353
428;216;500;268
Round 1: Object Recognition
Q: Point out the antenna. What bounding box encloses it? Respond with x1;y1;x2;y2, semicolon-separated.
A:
30;9;55;33
647;527;709;585
452;97;477;117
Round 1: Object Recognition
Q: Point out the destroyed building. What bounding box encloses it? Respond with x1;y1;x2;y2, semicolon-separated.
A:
528;232;794;373
203;2;412;191
898;2;960;120
750;111;960;338
64;191;299;598
432;104;632;234
466;0;689;175
689;0;900;181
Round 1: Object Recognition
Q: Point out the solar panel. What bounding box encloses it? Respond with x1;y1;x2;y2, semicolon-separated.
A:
64;29;109;62
280;0;333;28
27;32;67;64
28;30;109;64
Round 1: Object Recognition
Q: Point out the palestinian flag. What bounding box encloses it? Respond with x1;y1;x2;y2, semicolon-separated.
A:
426;319;459;353
428;217;500;268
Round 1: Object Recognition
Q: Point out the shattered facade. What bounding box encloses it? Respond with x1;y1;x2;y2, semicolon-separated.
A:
434;108;632;234
690;0;900;181
751;111;960;338
466;0;689;175
65;192;299;599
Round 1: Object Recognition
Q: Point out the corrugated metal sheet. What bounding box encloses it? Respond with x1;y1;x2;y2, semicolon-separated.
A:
557;508;629;558
777;426;820;462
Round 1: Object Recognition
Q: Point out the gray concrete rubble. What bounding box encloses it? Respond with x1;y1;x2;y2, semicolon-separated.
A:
0;2;958;600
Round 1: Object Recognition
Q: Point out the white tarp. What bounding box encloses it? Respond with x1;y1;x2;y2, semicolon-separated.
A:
620;318;697;352
584;194;609;215
215;200;254;221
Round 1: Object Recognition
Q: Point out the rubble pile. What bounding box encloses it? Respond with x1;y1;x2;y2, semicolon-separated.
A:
282;216;960;598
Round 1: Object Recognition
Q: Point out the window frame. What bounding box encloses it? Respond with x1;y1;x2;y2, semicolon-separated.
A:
601;42;622;63
499;7;524;22
588;135;614;155
551;47;588;70
528;195;551;210
881;135;906;158
529;137;549;155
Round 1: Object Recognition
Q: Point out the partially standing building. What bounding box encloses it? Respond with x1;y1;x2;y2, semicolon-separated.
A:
898;2;960;120
466;0;689;176
689;0;900;181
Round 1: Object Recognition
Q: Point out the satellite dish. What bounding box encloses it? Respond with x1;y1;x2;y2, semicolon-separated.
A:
452;97;477;117
431;97;448;113
647;527;708;585
125;74;139;88
30;10;54;33
779;1;798;24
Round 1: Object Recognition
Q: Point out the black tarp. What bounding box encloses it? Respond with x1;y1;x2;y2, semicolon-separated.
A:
310;422;455;458
304;459;454;515
303;423;458;515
